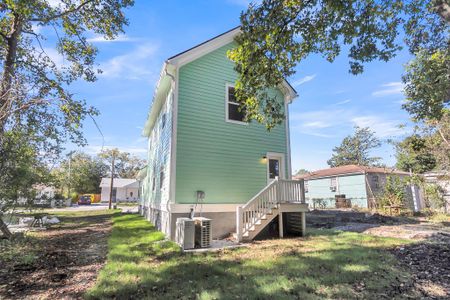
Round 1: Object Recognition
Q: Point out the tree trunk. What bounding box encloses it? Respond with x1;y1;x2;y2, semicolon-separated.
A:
0;15;23;133
0;216;12;239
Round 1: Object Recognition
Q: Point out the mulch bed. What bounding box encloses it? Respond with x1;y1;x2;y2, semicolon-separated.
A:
391;233;450;299
0;213;113;299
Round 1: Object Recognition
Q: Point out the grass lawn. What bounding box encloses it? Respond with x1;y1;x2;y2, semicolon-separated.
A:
87;214;416;300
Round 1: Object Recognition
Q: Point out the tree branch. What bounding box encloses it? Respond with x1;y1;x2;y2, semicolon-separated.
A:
0;98;49;122
437;126;450;147
30;0;95;23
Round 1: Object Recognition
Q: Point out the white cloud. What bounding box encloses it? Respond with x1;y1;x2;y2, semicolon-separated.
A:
290;109;353;123
292;74;316;87
290;108;408;139
372;82;404;97
290;108;353;138
44;47;68;69
334;89;346;94
303;121;332;129
335;99;351;105
46;0;61;6
84;145;147;156
87;34;134;43
32;24;43;34
351;116;408;138
99;43;159;80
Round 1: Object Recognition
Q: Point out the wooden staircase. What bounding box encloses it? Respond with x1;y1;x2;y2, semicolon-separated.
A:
235;179;308;242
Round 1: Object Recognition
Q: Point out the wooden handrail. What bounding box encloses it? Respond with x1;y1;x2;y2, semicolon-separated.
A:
236;179;305;241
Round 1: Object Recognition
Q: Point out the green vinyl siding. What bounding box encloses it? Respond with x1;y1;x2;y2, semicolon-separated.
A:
142;91;173;209
305;174;368;208
175;42;288;204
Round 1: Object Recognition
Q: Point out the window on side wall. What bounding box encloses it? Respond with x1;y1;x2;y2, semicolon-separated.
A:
160;167;164;189
304;181;309;193
372;175;380;188
152;166;156;191
161;113;166;129
226;85;247;123
330;177;337;192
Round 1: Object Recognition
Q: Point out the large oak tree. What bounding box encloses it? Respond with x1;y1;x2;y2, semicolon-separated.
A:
229;0;450;129
0;1;134;232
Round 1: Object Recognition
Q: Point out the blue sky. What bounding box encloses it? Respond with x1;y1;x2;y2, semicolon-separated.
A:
57;0;413;173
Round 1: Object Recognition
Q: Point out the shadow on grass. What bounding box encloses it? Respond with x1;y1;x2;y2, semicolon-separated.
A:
87;214;420;300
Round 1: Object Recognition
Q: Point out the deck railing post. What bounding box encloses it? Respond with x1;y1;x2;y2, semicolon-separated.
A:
276;179;281;204
236;206;243;242
300;179;306;203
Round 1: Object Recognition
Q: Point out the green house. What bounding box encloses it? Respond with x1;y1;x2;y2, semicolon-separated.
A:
139;27;308;242
295;165;421;211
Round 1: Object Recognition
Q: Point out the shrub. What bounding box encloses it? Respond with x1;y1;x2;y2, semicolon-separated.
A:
424;183;446;210
377;176;407;208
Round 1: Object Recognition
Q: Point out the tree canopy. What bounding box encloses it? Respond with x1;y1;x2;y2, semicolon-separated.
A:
53;152;109;195
403;49;450;123
99;148;145;179
327;126;382;167
395;134;437;173
0;0;134;207
229;0;450;129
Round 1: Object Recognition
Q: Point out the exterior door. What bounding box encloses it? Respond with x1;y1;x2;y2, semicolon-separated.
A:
267;153;285;184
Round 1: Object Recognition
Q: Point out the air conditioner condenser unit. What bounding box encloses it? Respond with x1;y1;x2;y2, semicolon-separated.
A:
175;218;195;250
193;217;212;248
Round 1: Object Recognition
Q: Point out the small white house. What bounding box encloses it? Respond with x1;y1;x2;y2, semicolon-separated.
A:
99;178;140;202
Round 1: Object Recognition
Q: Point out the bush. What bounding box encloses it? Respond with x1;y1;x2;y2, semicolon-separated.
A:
424;183;446;210
70;192;79;203
377;176;407;208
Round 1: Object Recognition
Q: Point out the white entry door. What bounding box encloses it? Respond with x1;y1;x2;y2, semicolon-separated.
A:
267;153;285;184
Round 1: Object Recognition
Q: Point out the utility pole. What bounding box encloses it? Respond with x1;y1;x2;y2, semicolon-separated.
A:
108;154;116;210
67;151;74;202
68;153;72;200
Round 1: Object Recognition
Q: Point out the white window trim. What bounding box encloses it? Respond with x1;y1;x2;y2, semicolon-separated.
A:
225;83;248;125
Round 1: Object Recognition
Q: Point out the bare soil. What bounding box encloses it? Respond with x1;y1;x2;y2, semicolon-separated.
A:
308;209;450;299
0;212;113;299
391;233;450;299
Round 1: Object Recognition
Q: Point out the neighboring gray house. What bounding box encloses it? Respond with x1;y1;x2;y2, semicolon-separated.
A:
99;178;140;202
295;165;423;210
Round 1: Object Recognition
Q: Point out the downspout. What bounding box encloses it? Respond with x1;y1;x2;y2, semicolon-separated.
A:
164;63;176;235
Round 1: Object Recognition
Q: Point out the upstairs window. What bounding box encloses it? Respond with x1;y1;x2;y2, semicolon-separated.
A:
226;85;247;123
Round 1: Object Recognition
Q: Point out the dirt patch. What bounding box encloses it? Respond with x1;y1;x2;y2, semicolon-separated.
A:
391;233;450;299
308;209;450;240
363;223;450;240
0;212;113;299
307;209;417;228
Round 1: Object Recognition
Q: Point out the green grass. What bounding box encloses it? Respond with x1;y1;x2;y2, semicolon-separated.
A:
117;202;139;207
87;214;415;300
426;212;450;224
